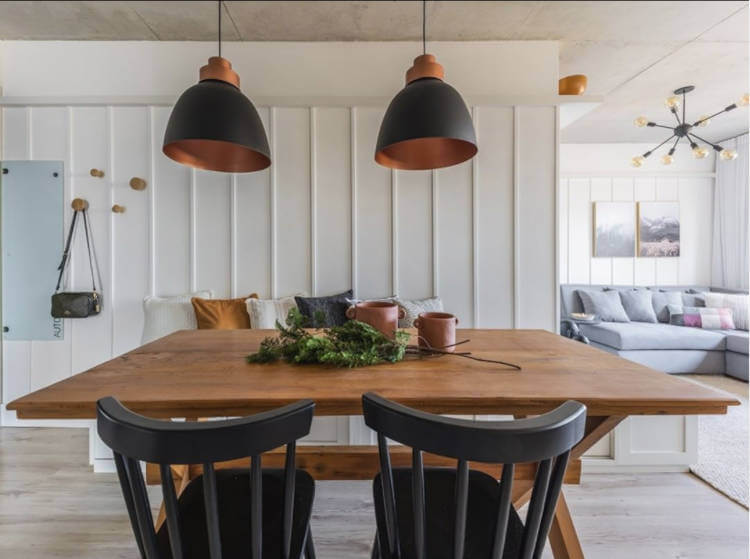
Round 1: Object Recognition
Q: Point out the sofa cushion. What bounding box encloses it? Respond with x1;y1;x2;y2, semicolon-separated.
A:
577;290;630;322
619;289;657;323
723;330;749;355
141;290;213;344
703;292;749;331
579;322;727;351
668;305;736;330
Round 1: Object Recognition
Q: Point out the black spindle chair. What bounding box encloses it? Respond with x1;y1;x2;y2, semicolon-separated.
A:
362;392;587;559
97;397;317;559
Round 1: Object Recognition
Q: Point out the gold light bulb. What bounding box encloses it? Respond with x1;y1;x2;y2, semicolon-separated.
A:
697;115;711;127
631;155;645;168
720;148;738;161
661;154;674;165
738;94;750;107
634;116;649;128
692;146;708;159
665;96;681;109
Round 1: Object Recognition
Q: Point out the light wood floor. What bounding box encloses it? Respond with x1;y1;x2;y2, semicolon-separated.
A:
0;427;747;559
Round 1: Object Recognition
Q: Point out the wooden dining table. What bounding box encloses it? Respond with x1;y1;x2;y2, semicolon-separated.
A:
8;328;739;559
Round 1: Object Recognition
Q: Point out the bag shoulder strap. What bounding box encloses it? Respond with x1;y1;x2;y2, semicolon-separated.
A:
55;210;79;292
55;208;98;293
81;209;97;292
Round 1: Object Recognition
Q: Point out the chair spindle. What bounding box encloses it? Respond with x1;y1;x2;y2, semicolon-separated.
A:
519;458;553;559
412;448;426;559
532;451;571;559
113;452;147;559
159;464;185;559
377;433;400;558
453;459;469;559
282;442;297;559
124;455;160;559
490;463;515;559
202;462;222;559
250;454;263;559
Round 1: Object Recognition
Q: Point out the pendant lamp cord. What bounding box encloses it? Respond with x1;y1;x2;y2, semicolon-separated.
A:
218;0;222;58
422;0;426;54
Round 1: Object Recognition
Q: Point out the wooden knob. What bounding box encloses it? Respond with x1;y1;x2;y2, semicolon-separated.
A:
71;198;88;211
111;204;126;213
129;177;147;191
90;168;105;178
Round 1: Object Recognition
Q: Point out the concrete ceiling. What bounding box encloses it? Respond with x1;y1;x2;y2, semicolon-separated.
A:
0;1;747;143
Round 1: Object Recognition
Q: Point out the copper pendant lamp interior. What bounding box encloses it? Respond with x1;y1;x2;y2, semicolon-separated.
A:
162;2;270;173
375;2;477;171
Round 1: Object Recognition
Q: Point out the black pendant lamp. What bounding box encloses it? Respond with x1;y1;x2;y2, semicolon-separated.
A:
163;1;270;173
375;0;477;170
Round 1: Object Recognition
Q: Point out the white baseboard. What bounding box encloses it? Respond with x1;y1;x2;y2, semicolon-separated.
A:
93;457;116;473
582;456;689;474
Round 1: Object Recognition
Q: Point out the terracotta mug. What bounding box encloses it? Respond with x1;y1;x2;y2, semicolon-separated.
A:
346;301;405;339
414;312;459;352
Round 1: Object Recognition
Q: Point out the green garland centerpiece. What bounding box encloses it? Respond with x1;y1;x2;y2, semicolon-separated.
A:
246;308;521;370
247;308;410;368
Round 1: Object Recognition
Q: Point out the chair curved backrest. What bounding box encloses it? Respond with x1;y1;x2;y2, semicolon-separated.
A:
362;392;586;559
97;397;315;559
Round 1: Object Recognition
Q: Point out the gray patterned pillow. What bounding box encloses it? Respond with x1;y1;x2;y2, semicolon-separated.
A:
295;289;353;327
577;290;630;322
394;296;444;328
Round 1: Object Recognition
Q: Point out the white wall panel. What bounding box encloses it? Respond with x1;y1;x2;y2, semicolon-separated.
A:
354;108;391;299
235;108;272;298
396;169;432;300
561;148;714;290
1;107;28;159
436;160;473;325
70;107;112;374
151;106;191;296
111;107;150;356
2;341;30;403
313;107;351;297
29;106;72;391
517;107;556;330
29;107;67;160
194;170;232;297
476;107;514;327
567;179;590;284
274;108;311;298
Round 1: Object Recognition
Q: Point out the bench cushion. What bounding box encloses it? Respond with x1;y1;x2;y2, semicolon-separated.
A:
579;322;727;351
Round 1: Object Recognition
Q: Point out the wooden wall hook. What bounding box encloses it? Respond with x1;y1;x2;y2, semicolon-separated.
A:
90;168;105;178
111;204;126;214
71;198;89;211
129;177;147;191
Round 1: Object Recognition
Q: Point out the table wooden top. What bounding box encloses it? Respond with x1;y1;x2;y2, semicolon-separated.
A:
8;329;739;419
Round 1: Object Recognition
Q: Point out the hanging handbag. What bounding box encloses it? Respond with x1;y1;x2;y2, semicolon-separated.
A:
51;208;102;318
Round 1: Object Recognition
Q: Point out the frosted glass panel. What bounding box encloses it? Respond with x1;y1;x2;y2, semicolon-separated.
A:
2;161;64;340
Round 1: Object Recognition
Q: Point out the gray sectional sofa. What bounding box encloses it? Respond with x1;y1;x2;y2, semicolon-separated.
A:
560;285;749;381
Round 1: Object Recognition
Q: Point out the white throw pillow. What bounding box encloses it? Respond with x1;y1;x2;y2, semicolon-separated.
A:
246;296;299;329
394;296;444;328
141;291;213;344
702;292;749;331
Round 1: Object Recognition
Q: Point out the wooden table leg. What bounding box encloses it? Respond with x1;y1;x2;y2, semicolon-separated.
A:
544;415;625;559
549;492;584;559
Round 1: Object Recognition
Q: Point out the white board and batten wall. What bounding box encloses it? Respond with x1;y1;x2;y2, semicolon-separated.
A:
558;143;716;471
0;42;559;470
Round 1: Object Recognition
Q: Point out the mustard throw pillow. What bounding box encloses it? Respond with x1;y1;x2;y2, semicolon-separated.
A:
192;294;258;330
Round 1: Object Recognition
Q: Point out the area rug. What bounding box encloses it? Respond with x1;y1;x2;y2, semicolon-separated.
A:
685;374;748;508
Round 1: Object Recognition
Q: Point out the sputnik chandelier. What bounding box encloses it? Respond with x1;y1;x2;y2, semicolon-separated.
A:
631;86;749;167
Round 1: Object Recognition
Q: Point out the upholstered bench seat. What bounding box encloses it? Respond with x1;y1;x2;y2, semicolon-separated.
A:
579;322;727;351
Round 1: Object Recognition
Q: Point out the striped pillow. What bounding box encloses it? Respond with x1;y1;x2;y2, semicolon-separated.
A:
668;305;735;330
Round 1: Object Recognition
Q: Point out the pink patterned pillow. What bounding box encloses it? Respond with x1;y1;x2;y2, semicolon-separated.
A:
668;305;735;329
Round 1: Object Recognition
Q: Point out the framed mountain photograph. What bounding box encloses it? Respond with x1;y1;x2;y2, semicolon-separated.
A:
637;201;680;257
593;202;636;257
